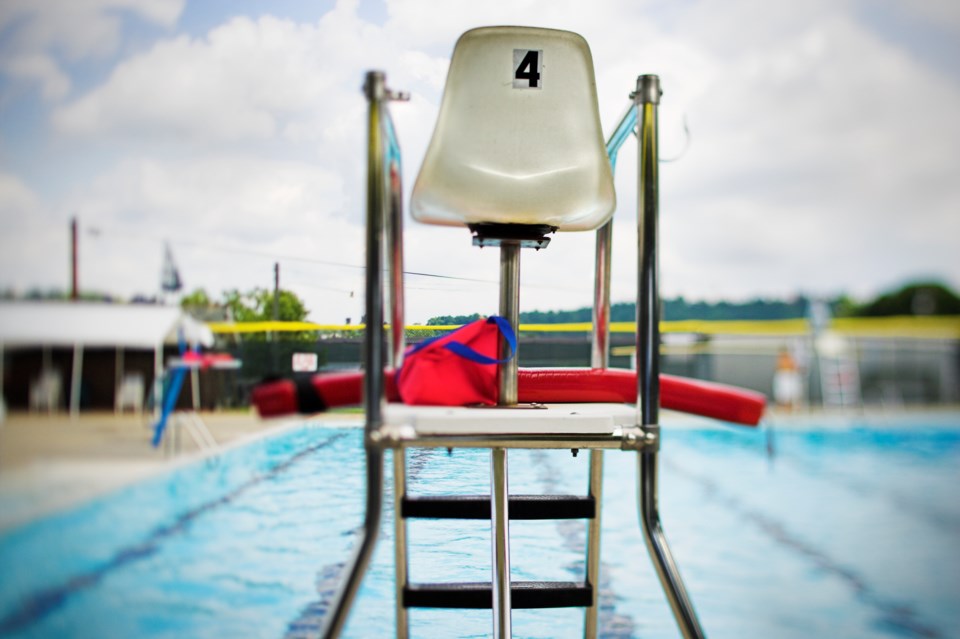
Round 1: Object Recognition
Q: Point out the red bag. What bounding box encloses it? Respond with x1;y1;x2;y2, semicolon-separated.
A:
397;316;517;406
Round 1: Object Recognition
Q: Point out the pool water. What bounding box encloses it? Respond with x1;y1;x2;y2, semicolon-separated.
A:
1;414;958;638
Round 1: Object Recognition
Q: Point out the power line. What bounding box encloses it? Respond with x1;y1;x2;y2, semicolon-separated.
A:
87;226;501;284
87;224;585;293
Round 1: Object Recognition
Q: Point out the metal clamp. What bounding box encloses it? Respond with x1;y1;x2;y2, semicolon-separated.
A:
631;74;662;105
620;425;660;451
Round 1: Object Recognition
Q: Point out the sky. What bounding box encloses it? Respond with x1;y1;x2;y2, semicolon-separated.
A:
1;0;958;324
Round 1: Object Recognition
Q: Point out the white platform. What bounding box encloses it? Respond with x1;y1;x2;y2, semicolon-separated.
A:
381;403;639;449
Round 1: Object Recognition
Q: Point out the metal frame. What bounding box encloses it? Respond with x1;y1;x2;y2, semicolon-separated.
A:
393;449;410;638
321;70;705;639
633;74;706;639
490;446;512;637
320;71;398;639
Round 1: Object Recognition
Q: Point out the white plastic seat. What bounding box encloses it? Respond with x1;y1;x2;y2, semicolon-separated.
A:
29;369;61;413
411;26;615;232
115;372;145;414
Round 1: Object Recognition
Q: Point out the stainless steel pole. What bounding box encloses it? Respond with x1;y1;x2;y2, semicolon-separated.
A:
587;222;610;638
634;74;706;639
498;244;520;406
490;447;512;638
491;242;520;637
584;98;636;639
592;103;636;370
393;450;409;639
591;222;613;370
583;449;604;639
385;113;407;370
322;70;389;639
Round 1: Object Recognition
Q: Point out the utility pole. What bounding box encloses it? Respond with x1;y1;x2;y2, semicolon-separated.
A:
70;217;78;301
273;262;280;322
271;262;280;373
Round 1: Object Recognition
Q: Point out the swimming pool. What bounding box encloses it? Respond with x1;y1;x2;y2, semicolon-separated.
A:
1;413;958;638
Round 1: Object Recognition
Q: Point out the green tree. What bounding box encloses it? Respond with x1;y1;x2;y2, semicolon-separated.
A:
830;294;859;318
223;287;309;322
219;287;312;342
851;281;960;317
426;313;481;326
180;288;213;309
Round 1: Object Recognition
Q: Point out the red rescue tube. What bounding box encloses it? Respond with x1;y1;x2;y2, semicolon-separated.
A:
251;371;400;417
252;368;765;426
516;368;765;426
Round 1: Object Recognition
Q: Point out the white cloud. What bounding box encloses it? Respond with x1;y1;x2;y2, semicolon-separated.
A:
0;173;43;219
3;0;960;322
2;52;71;100
888;0;960;33
0;0;184;101
49;153;371;320
652;8;960;301
0;173;69;292
52;5;448;145
69;154;344;233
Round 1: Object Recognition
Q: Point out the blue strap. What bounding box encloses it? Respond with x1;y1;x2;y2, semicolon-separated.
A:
443;316;516;364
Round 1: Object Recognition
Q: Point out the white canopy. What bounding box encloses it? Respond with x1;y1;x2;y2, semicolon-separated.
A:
0;301;213;349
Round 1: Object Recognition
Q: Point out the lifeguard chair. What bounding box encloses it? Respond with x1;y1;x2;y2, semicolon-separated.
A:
326;26;707;638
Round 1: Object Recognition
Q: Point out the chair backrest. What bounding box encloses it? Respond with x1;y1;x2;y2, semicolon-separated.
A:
411;26;615;233
30;369;61;411
116;372;145;412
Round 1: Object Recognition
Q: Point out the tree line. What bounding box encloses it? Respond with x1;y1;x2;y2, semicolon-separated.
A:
425;281;960;325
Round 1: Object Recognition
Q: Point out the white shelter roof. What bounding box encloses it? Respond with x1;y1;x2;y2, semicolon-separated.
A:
0;301;213;349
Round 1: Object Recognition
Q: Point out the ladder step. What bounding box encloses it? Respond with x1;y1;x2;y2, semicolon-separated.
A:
404;581;592;609
401;495;595;520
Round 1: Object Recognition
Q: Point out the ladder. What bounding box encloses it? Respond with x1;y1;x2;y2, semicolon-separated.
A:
392;425;609;636
819;353;862;409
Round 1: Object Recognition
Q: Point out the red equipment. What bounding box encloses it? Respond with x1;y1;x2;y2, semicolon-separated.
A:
251;367;765;427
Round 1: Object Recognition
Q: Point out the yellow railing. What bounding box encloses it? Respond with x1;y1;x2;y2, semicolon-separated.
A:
208;315;960;340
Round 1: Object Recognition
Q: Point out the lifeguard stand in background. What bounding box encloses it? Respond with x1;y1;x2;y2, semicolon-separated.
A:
324;27;707;639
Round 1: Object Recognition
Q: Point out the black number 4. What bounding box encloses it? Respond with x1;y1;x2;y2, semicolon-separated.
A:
514;50;541;88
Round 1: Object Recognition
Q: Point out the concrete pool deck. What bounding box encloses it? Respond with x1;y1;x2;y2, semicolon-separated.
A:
0;410;362;531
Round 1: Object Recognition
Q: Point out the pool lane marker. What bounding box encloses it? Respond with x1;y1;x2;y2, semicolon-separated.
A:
772;442;960;538
529;449;637;638
283;447;441;637
0;432;349;635
665;458;945;639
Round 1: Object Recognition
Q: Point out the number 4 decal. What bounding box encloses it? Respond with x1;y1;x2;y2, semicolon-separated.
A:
513;49;542;89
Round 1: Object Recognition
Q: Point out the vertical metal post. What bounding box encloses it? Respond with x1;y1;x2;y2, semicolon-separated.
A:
583;449;604;638
636;75;661;436
191;368;200;411
587;124;619;635
594;99;637;370
634;74;706;639
70;342;83;419
591;223;613;370
498;244;520;406
272;262;280;371
273;262;280;320
490;447;512;638
114;347;123;414
393;450;409;639
322;70;389;639
70;217;78;301
587;221;610;639
386;156;406;369
492;242;519;637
